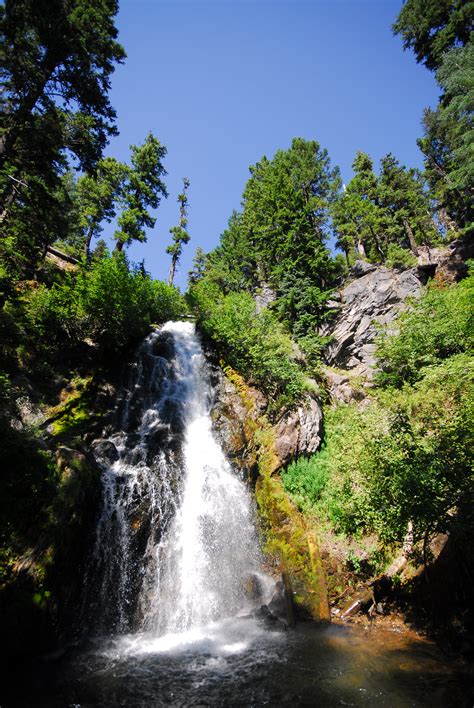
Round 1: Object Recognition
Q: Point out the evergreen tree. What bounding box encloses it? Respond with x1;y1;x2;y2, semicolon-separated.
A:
68;133;168;258
0;0;125;169
113;133;168;252
0;0;124;277
75;158;127;259
167;177;190;286
206;211;258;293
188;246;208;286
241;138;340;286
331;151;386;262
418;41;474;233
378;154;440;254
393;0;473;71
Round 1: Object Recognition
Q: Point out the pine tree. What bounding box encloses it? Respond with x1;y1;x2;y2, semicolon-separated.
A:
418;42;474;233
167;177;190;286
241;137;340;285
393;0;473;71
67;133;168;258
188;246;208;286
75;158;127;259
0;0;125;170
114;134;168;252
378;154;440;254
331;151;386;262
0;0;125;277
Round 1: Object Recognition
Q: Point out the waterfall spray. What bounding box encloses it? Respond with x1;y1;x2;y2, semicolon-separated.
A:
85;322;269;637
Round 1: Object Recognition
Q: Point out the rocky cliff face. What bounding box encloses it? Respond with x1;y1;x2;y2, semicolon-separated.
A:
322;237;474;381
210;364;329;620
321;263;424;378
211;364;323;473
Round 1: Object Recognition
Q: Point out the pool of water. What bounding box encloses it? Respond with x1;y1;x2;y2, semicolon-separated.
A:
4;616;472;707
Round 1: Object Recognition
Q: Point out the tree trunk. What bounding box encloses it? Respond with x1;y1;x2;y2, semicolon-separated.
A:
437;208;458;236
114;240;124;253
356;239;366;257
368;226;385;260
168;257;176;287
0;175;27;225
403;218;419;256
84;225;95;261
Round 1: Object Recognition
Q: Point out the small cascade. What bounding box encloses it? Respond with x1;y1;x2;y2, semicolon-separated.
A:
85;321;270;637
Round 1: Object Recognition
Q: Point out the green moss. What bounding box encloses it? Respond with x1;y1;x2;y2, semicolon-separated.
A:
255;473;330;620
47;377;100;439
222;365;330;620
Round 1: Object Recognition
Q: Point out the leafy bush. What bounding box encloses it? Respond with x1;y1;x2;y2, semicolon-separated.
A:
385;243;417;269
282;455;329;511
23;254;187;358
282;403;382;532
285;357;473;544
284;351;473;545
376;268;474;386
190;280;306;409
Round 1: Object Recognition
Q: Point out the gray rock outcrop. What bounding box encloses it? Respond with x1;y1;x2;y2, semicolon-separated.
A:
321;264;423;377
274;395;323;465
211;365;323;474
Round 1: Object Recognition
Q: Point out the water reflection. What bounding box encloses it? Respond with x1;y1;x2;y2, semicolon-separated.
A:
6;619;472;707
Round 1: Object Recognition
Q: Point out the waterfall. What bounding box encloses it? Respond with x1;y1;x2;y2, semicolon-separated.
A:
85;321;270;638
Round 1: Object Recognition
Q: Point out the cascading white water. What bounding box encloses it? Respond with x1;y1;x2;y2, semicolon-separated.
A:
87;321;271;639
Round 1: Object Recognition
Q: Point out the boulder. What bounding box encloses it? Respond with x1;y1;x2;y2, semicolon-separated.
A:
255;282;276;313
323;367;368;404
91;439;119;465
274;395;323;466
350;260;377;278
417;235;474;282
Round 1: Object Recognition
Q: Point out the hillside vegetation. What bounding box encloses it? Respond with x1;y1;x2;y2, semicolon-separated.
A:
0;0;472;652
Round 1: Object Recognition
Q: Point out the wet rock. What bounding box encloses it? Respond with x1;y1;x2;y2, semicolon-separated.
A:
243;573;263;601
91;439;119;464
211;367;265;479
266;574;295;627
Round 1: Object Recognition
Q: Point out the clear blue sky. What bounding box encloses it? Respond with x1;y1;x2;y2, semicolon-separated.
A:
104;0;439;289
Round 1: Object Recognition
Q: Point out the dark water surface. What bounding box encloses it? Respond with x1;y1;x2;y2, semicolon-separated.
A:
4;617;472;707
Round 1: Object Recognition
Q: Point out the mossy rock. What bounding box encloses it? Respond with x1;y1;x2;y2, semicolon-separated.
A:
221;365;330;621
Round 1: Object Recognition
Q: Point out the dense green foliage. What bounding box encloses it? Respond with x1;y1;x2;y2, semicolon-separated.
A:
283;273;474;548
0;0;125;277
190;281;306;410
418;40;474;233
393;0;473;71
393;2;474;235
331;151;441;264
376;271;474;386
23;253;187;358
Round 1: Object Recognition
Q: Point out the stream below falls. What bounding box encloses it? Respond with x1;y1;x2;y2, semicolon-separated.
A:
4;322;472;706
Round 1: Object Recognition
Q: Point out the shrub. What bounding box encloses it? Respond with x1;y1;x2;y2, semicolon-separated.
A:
23;254;187;359
376;268;474;387
385;243;417;269
284;355;473;545
190;281;305;409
